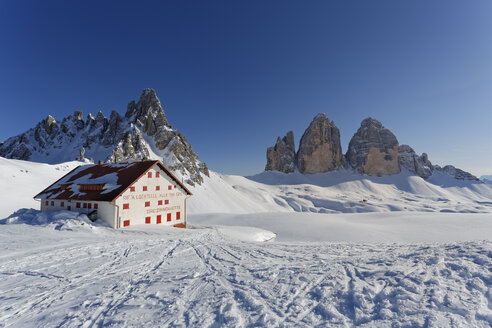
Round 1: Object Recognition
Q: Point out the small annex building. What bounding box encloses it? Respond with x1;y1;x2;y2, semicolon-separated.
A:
34;160;192;228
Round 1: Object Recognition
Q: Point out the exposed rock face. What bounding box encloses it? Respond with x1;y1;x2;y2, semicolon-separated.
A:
296;114;343;174
265;131;296;173
398;145;433;179
125;89;208;186
0;88;208;186
346;118;400;176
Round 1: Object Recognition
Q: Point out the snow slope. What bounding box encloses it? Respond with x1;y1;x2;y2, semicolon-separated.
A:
2;157;492;218
187;168;492;215
0;157;83;218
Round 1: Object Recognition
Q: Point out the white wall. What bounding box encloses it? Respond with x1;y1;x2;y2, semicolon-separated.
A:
97;202;117;228
114;165;188;227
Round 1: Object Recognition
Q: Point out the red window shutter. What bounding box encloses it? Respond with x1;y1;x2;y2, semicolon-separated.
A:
148;172;152;178
123;203;129;209
88;203;92;209
61;201;64;207
165;199;169;205
45;200;48;206
51;201;54;206
123;220;130;227
94;203;98;209
67;206;71;211
130;186;135;192
177;212;181;220
168;185;172;190
143;186;147;191
76;202;81;208
156;186;160;191
156;172;160;178
174;185;176;189
145;216;151;224
158;200;163;206
83;203;87;208
145;201;150;207
157;215;161;224
167;213;171;222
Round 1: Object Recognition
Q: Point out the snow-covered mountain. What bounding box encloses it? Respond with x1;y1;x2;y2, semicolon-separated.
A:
481;175;492;185
0;89;208;186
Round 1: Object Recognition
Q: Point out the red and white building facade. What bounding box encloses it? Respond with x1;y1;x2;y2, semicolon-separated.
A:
35;160;192;228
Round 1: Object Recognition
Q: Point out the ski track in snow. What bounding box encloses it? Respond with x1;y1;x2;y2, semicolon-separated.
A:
0;226;491;327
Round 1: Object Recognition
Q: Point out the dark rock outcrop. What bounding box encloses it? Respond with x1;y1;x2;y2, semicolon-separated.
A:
433;165;480;181
296;114;343;174
398;145;433;179
265;131;296;173
346;118;400;176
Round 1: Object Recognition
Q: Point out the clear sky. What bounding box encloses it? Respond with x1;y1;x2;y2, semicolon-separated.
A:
2;0;492;176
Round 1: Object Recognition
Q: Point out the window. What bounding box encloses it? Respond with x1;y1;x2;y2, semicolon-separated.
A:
94;203;98;209
76;202;81;208
156;186;160;191
45;200;48;206
148;172;152;178
156;215;161;224
123;220;130;227
156;172;160;178
177;212;181;220
167;213;171;222
158;200;163;206
67;206;71;211
145;201;150;207
51;201;54;206
145;216;151;224
130;186;135;192
165;200;169;205
123;203;129;210
61;201;64;207
143;186;147;191
79;184;104;191
168;185;172;190
83;203;87;208
88;203;92;209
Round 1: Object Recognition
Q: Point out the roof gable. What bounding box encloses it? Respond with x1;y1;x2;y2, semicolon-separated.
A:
34;160;192;201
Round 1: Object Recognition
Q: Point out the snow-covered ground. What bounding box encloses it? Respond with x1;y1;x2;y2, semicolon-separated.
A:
0;212;491;327
1;157;491;327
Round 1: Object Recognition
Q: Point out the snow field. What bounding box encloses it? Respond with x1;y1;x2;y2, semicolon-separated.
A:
0;221;490;327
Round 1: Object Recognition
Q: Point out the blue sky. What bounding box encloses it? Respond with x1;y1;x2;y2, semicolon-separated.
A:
2;0;491;176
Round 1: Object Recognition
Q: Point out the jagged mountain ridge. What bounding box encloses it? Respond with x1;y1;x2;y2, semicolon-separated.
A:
0;89;209;186
265;114;480;182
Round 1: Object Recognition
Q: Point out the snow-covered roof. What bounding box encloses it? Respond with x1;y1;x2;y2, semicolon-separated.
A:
34;160;192;201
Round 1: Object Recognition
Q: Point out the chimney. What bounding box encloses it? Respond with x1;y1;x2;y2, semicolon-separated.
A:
98;160;103;165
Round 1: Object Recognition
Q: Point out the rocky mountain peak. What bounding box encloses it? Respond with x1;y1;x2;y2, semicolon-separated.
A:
296;113;343;174
398;145;433;179
346;118;400;176
265;131;296;173
125;88;169;129
0;89;208;186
